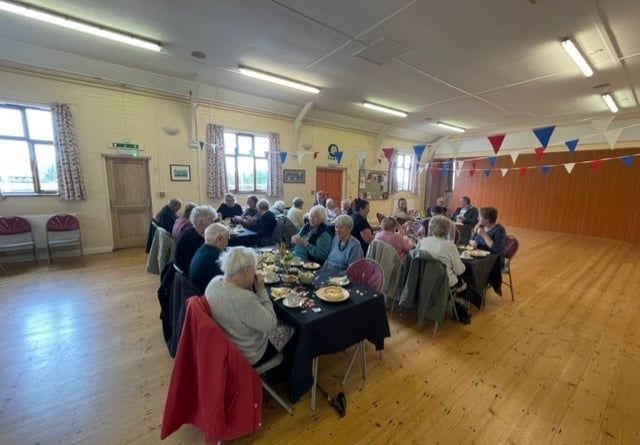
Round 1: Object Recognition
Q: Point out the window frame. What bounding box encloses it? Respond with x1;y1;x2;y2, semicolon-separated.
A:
223;130;269;193
394;152;414;192
0;103;57;196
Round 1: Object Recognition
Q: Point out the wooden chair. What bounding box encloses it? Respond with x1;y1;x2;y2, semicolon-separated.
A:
45;214;83;265
502;235;519;300
0;216;37;271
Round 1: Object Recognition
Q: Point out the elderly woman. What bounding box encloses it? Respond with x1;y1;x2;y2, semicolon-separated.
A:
351;198;374;253
325;214;363;273
341;199;353;215
469;206;506;265
174;205;218;273
188;223;230;293
393;197;415;223
217;193;243;219
172;202;197;239
242;198;277;247
291;205;332;264
286;197;305;229
374;217;414;260
270;200;286;216
205;247;279;366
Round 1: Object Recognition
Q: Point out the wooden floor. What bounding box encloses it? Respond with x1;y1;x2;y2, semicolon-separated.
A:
0;228;638;445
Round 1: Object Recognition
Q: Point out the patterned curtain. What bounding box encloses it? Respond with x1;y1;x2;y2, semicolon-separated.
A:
388;150;398;194
51;103;87;200
266;132;283;196
206;124;227;199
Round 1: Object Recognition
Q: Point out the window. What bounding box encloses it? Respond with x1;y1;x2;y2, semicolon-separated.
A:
223;131;269;192
0;104;57;194
395;153;413;191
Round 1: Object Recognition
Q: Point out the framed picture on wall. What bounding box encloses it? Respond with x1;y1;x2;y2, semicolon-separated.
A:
170;164;191;181
283;169;305;183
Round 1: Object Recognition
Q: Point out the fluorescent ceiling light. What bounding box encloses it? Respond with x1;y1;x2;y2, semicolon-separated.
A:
239;67;320;94
436;121;465;133
561;38;593;77
362;101;407;118
601;93;619;113
0;0;162;52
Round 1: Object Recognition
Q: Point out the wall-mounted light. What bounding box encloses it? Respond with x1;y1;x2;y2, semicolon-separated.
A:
239;66;320;94
601;93;619;113
436;121;465;133
561;38;593;77
0;0;162;52
361;101;407;118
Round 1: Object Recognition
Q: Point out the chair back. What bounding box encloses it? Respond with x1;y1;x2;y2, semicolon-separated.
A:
0;216;32;235
366;240;401;300
346;258;384;292
504;235;519;260
376;212;385;224
46;214;80;231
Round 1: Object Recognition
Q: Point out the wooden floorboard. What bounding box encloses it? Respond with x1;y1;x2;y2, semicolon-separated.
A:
0;228;638;445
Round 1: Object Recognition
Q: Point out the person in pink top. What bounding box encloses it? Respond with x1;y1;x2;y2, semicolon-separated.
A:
373;216;414;260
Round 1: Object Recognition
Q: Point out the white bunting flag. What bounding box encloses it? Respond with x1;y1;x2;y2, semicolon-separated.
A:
605;128;622;149
564;163;575;174
500;168;508;177
590;116;615;135
510;152;519;164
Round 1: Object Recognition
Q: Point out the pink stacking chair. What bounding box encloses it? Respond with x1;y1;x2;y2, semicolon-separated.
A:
45;214;83;265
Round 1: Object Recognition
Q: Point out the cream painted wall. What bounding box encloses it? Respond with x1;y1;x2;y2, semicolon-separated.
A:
1;68;426;252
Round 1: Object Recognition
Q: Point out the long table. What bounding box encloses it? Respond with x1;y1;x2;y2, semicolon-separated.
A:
227;228;258;247
271;268;390;402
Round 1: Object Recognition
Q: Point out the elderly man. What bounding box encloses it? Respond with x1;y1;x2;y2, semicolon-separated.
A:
174;205;218;273
287;197;305;229
188;223;230;293
451;196;478;226
155;198;182;233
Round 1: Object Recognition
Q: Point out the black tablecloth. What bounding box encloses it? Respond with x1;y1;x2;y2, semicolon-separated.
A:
227;229;258;247
461;253;502;308
271;269;390;402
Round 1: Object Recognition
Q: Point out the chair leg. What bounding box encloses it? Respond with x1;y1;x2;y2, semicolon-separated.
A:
433;321;438;334
310;357;318;411
450;292;460;322
360;341;367;379
509;270;514;301
261;380;293;414
342;342;361;385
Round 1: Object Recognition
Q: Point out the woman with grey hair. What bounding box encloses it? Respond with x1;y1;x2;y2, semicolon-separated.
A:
324;214;363;273
204;247;279;366
174;205;218;273
291;205;332;264
188;223;230;292
240;198;277;246
287;197;305;229
270;200;286;216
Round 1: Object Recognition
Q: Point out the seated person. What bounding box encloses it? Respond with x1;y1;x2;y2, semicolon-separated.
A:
217;193;243;219
469;206;507;265
205;247;279;367
232;195;259;225
325;214;363;274
188;223;230;293
155;198;182;233
351;199;374;254
451;196;478;226
286;197;305;230
174;205;218;273
270;200;286;216
313;190;327;207
325;198;340;220
428;197;448;217
291;205;332;264
172;202;196;239
417;215;469;323
242;199;277;247
393;197;415;223
374;217;414;260
340;199;353;215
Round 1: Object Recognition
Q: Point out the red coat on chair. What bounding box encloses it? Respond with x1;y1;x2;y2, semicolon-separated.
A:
161;296;263;442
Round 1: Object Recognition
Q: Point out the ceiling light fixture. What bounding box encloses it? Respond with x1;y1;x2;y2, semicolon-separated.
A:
436;121;465;133
362;101;407;118
239;67;320;94
601;93;619;113
561;38;593;77
0;0;162;52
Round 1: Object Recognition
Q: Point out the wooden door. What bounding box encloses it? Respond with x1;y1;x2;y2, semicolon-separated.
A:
316;168;343;204
104;156;152;249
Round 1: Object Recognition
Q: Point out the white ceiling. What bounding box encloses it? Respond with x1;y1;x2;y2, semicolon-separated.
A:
1;0;639;150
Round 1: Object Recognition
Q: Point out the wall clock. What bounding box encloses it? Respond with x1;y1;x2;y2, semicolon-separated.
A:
328;143;339;160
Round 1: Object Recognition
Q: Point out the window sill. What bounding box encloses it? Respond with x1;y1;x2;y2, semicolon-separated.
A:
1;193;59;198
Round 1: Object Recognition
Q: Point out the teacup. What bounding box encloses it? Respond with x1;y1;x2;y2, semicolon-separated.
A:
284;294;301;307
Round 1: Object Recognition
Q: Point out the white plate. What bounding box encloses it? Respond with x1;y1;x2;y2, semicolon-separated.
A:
270;287;293;299
316;286;350;302
282;297;303;308
263;274;280;284
257;247;276;252
329;276;350;286
303;262;321;270
469;249;490;258
290;258;304;266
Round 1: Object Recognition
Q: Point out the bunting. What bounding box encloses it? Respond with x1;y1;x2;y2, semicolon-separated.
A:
591;159;602;170
564;139;579;153
199;140;205;150
313;151;319;159
518;167;527;176
488;156;497;167
488;134;506;154
541;165;551;175
510;152;519;164
483;168;491;178
564;163;575;174
622;155;633;167
533;125;555;148
534;147;545;161
413;144;426;162
334;151;343;164
279;151;287;164
381;148;395;162
605;128;622;149
500;168;508;177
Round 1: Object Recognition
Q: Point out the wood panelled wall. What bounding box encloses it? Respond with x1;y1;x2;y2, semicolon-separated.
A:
447;147;640;243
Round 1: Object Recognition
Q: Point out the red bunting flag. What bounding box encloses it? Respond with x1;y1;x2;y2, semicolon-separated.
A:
488;134;506;154
313;151;319;159
518;167;527;176
429;162;438;173
534;147;544;161
591;159;602;170
471;159;478;169
469;168;476;178
381;148;395;162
